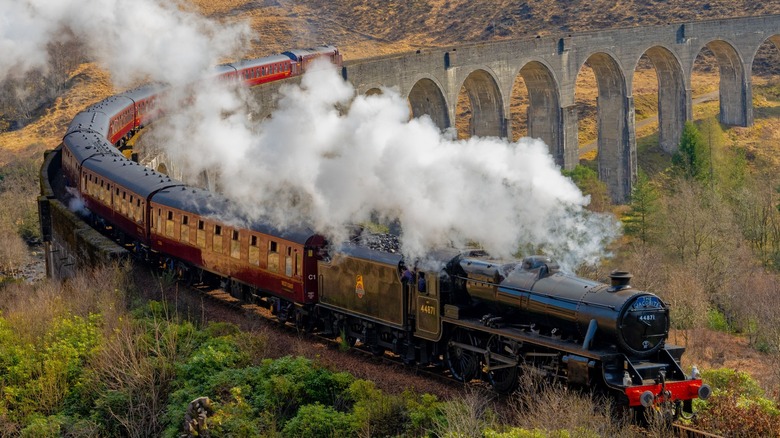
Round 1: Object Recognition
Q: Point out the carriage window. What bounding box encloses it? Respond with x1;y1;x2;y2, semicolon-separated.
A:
248;235;260;266
295;251;301;276
197;220;205;248
213;225;222;253
165;210;174;237
268;241;279;273
181;215;189;243
230;230;240;259
285;247;293;276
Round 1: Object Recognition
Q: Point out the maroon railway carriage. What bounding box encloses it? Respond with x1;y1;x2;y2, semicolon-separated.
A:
82;95;136;147
231;54;294;87
148;186;326;314
120;83;166;133
283;45;342;73
80;155;181;245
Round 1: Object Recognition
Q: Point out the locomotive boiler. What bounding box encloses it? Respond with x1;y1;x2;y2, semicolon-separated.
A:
446;252;669;357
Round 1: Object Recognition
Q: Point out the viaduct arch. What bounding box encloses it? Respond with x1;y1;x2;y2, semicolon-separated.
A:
342;15;780;202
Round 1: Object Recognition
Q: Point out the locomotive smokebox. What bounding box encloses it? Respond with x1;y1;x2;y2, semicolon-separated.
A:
609;271;633;290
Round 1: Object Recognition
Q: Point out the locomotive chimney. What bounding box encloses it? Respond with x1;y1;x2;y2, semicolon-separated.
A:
609;271;633;290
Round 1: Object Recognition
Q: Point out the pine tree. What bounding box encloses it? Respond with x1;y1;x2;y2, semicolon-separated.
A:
672;120;710;182
623;171;660;244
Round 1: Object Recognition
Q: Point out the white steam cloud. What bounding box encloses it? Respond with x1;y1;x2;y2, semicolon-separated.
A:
152;62;621;270
0;0;249;86
2;0;620;269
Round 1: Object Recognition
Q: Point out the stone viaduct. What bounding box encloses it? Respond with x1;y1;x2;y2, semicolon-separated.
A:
150;15;780;203
337;15;780;202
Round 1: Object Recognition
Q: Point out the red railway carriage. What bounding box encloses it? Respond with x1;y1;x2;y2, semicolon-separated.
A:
80;156;180;245
120;83;166;131
149;186;326;307
283;45;343;73
212;64;238;82
62;110;121;189
84;95;136;146
232;54;294;87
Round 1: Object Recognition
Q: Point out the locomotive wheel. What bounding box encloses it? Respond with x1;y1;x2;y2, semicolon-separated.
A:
485;335;519;394
445;328;480;382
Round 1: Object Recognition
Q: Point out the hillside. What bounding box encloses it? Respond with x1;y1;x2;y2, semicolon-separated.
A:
194;0;780;59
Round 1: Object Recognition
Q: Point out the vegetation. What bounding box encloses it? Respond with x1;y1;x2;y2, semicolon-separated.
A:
693;369;780;436
0;265;647;437
3;1;780;435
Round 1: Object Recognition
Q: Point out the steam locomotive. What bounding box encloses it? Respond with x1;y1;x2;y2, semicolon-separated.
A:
55;45;709;418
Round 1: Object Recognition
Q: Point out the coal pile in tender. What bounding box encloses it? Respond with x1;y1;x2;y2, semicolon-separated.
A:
353;233;401;253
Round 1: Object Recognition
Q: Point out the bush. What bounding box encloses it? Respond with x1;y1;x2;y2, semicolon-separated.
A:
347;379;408;437
0;313;102;430
163;356;357;437
694;368;780;436
404;391;443;435
706;308;731;332
282;403;353;437
177;336;248;383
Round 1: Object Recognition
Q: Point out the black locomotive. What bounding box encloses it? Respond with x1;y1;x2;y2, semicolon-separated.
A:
313;245;709;415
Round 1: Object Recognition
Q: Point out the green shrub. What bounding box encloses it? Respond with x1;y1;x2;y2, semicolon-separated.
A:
404;391;443;434
694;368;780;436
164;356;357;437
282;403;354;437
208;387;262;437
706;308;731;332
348;379;408;437
20;414;64;437
0;313;102;425
177;336;248;383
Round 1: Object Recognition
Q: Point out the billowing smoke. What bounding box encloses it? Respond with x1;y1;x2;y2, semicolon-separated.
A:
0;0;249;86
152;62;621;270
3;0;620;270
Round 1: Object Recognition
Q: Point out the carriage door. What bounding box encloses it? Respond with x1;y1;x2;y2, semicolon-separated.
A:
414;270;441;340
302;246;320;303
